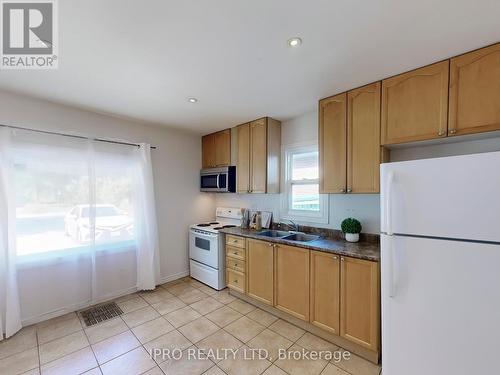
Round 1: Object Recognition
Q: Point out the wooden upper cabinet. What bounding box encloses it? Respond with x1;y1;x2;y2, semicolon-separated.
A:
236;118;281;194
202;129;230;168
202;134;216;168
340;256;379;351
246;239;274;305
250;119;267;193
274;244;310;321
347;82;381;193
319;93;347;193
310;250;340;334
449;43;500;136
236;123;250;193
214;129;231;166
381;61;449;145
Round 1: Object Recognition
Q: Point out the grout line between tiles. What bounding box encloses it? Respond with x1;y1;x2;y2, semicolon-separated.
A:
5;278;361;375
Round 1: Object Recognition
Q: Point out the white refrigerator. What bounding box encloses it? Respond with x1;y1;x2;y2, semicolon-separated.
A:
380;151;500;375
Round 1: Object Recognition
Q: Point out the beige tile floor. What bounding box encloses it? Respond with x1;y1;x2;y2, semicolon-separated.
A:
0;277;382;375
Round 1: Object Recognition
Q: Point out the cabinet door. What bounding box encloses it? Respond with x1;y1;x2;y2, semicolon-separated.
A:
202;134;215;168
347;82;381;193
250;118;267;193
310;250;340;335
215;129;231;166
381;61;449;145
246;239;274;305
340;256;379;351
236;123;250;193
226;269;245;294
274;244;310;321
319;93;347;193
449;43;500;136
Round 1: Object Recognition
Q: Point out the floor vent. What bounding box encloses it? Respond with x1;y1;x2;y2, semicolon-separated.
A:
80;302;123;327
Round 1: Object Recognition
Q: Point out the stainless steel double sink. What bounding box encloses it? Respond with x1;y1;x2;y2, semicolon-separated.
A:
256;230;320;243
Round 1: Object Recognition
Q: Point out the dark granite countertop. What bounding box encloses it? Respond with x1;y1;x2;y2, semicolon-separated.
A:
220;227;380;262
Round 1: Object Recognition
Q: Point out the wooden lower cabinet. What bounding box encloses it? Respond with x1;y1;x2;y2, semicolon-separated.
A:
246;239;274;305
226;236;246;294
340;256;380;351
310;250;340;335
226;268;245;293
274;244;310;321
229;234;380;356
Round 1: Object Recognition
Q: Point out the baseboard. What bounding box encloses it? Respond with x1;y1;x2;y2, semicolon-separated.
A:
158;269;190;285
21;271;190;327
21;285;138;326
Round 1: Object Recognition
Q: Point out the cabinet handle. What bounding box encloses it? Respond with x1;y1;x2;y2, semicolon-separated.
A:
333;256;338;260
340;257;345;261
340;188;346;193
233;251;238;255
347;188;352;193
234;263;238;267
268;243;273;247
232;239;238;243
234;279;238;283
438;130;445;136
449;129;457;135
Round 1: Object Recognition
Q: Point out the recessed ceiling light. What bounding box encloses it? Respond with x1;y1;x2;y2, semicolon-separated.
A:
287;37;302;47
188;97;198;103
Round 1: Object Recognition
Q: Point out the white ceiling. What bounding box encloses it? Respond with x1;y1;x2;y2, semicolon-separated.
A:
1;0;499;134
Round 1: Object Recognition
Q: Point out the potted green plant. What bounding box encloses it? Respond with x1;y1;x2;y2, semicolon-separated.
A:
341;218;362;242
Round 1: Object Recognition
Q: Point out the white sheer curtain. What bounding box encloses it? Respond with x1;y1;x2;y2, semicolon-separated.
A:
0;128;160;330
0;128;22;340
134;144;160;290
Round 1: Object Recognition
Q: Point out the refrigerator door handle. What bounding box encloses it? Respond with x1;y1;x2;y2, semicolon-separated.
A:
385;171;395;235
389;239;399;298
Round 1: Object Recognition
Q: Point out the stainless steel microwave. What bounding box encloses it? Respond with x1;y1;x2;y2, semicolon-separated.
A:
200;166;236;193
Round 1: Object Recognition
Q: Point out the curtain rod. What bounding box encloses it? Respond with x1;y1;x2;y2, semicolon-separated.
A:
0;123;158;150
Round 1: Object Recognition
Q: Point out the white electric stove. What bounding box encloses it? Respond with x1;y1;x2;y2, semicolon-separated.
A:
189;207;242;290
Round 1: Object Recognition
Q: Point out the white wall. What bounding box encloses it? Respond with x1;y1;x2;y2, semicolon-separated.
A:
0;89;215;283
216;110;382;234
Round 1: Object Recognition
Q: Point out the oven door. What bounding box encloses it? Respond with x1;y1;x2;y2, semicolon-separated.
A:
189;229;219;268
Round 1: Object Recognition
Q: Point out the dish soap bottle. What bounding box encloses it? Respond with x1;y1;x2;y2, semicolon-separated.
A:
255;211;262;231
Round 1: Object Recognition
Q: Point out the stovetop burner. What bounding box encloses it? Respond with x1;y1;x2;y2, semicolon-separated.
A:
209;222;219;225
196;223;211;227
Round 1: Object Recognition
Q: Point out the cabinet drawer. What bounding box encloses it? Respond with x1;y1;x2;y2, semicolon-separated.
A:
227;269;245;293
226;258;246;273
226;235;246;249
226;246;245;261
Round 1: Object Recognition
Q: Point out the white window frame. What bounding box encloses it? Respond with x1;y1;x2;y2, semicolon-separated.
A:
280;142;329;224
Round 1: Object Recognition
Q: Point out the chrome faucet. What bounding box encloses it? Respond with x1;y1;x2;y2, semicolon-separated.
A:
280;219;299;232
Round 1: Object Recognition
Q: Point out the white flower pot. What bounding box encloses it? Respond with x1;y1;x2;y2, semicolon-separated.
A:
345;233;359;243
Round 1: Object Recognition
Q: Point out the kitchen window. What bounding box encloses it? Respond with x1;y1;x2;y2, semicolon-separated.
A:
281;144;328;224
